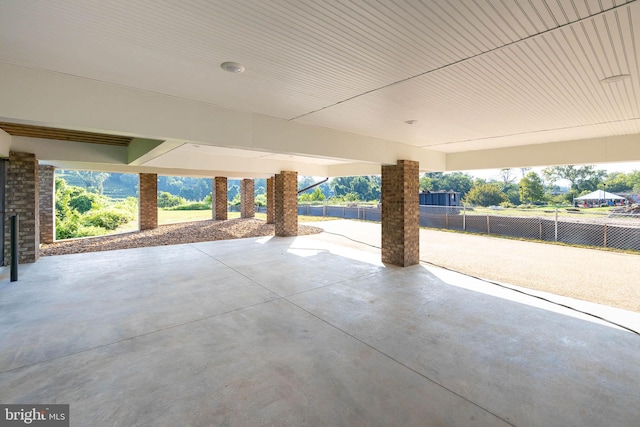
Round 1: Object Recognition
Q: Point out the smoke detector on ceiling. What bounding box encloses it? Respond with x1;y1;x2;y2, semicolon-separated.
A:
220;62;245;73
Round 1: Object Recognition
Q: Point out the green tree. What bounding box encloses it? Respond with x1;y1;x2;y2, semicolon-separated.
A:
255;193;267;207
519;172;545;204
542;165;605;191
626;170;640;193
68;191;106;213
228;184;240;202
328;176;380;201
464;183;507;207
420;172;473;196
158;191;186;208
605;172;632;193
299;187;326;203
498;168;516;186
72;170;110;194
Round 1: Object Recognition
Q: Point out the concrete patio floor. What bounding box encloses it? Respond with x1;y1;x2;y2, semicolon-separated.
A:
1;226;640;426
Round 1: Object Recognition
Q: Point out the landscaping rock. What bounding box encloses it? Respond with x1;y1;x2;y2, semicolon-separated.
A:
41;218;322;256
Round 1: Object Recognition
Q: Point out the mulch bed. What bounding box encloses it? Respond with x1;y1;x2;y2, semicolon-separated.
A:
41;218;323;256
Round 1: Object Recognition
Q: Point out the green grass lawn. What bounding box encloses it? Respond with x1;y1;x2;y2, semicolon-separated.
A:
469;205;616;218
159;209;337;224
113;209;339;233
159;209;213;224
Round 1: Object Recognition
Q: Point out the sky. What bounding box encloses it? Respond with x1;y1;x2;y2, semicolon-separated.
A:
462;161;640;182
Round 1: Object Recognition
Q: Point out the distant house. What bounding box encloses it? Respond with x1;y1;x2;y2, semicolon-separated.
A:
419;190;461;207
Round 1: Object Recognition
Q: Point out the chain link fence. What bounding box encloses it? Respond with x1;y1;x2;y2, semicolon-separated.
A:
297;203;640;252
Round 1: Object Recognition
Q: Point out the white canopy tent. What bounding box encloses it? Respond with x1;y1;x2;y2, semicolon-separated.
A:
575;190;626;201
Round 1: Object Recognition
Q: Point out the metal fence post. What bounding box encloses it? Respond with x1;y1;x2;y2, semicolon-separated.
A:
538;218;542;240
486;215;490;234
463;204;466;231
604;224;608;248
554;208;558;242
10;214;18;282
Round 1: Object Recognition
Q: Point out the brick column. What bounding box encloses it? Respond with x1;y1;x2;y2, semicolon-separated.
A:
139;173;158;230
38;165;55;243
213;177;228;220
381;160;419;267
266;177;275;224
275;171;298;236
4;152;39;263
241;178;255;218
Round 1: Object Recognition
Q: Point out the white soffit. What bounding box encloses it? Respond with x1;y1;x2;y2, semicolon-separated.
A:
295;2;640;152
0;0;638;164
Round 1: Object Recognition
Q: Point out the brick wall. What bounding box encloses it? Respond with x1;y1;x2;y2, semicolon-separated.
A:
275;171;298;236
139;173;158;230
241;179;255;218
213;177;228;220
38;165;55;244
381;160;419;267
266;177;275;224
5;152;40;263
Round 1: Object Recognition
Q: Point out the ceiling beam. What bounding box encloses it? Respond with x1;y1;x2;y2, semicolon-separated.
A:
127;138;182;165
446;134;640;171
0;62;446;173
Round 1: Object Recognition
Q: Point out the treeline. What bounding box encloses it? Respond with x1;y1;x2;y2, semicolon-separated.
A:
58;166;640;210
421;166;640;207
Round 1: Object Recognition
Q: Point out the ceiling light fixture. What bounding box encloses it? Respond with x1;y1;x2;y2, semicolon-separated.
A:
220;61;245;73
601;74;630;84
405;120;417;125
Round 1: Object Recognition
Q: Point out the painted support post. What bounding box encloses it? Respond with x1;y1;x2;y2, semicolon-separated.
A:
10;214;18;282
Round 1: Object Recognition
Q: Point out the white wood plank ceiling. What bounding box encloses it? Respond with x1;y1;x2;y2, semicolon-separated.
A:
0;0;638;155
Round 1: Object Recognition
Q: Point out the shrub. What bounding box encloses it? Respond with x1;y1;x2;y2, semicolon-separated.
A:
166;201;211;211
69;191;107;213
464;184;507;207
82;207;135;230
158;191;186;208
56;212;81;240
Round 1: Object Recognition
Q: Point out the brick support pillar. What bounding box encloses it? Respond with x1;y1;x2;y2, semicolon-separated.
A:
266;177;275;224
240;179;255;219
381;160;419;267
38;165;55;244
139;173;158;230
213;177;228;220
275;171;298;236
5;152;39;263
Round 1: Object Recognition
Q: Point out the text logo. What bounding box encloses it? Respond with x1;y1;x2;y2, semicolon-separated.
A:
1;405;69;426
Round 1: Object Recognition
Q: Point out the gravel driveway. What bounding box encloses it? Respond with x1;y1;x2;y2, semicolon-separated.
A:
41;218;322;256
